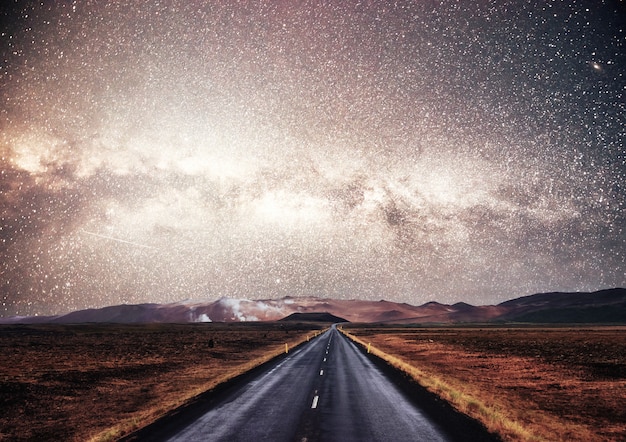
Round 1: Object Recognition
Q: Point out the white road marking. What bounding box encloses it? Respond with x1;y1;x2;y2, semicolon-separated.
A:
323;357;326;362
311;395;319;409
320;369;324;376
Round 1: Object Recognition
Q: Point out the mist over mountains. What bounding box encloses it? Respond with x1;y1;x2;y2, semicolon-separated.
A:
1;289;624;325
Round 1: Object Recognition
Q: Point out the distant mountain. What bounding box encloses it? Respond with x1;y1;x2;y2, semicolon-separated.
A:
1;288;624;325
279;312;348;323
498;288;626;323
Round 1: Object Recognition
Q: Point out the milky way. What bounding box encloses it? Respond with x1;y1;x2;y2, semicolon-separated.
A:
1;0;624;316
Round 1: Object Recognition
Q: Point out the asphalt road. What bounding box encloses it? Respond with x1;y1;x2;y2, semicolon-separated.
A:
154;325;468;442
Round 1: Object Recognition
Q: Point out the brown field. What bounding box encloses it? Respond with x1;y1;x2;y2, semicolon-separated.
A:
0;322;324;442
343;325;626;441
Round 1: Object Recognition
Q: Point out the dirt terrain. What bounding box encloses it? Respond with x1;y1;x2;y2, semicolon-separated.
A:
0;322;323;441
345;326;626;441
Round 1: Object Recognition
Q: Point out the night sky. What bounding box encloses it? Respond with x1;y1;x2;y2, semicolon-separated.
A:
1;0;624;317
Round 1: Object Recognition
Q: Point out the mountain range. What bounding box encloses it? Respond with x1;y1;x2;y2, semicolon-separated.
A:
1;288;625;325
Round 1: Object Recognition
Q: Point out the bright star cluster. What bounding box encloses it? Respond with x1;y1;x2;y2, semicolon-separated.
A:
1;0;624;316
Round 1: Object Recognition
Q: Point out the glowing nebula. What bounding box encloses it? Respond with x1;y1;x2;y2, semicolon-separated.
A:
1;1;624;316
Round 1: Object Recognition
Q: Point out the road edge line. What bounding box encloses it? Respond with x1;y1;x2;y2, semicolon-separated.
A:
117;327;330;442
339;328;504;442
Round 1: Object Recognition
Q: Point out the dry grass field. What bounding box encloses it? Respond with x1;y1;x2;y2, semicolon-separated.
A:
343;326;626;441
0;322;323;442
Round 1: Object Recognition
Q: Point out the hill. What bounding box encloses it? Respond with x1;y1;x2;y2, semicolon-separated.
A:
279;312;348;323
498;288;626;323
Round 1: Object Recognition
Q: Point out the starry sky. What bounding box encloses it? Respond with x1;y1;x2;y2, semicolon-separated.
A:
1;0;624;317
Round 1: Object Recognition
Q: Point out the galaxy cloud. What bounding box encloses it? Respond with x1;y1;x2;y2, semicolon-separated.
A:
1;1;624;316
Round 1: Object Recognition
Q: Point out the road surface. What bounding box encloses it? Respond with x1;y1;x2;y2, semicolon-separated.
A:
145;326;487;442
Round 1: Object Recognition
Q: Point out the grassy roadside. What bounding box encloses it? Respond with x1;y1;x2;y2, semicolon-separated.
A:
339;327;608;442
0;323;326;442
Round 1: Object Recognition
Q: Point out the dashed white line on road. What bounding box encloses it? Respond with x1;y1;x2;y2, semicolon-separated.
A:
311;395;319;409
320;369;324;376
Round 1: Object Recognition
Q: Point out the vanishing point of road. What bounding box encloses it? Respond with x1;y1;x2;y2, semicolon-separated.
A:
134;325;497;442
